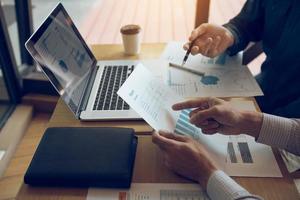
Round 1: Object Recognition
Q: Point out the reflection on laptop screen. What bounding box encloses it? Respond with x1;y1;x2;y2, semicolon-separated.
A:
26;4;96;114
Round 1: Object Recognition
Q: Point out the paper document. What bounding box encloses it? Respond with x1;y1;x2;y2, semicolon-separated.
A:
118;63;181;131
117;64;228;168
280;150;300;173
225;100;282;177
161;42;263;97
87;183;209;200
0;151;5;160
225;134;282;177
229;99;258;111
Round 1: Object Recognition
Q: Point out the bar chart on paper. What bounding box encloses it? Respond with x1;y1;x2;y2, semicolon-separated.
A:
118;190;208;200
87;183;209;200
175;109;201;140
160;190;209;200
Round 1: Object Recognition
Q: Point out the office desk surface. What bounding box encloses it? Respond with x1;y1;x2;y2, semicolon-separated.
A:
17;44;299;200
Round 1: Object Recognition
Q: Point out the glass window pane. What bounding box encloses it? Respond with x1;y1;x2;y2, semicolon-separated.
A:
32;0;97;30
1;0;22;71
0;67;10;101
0;65;14;129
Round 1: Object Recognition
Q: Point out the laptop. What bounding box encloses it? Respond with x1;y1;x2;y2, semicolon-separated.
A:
25;3;142;120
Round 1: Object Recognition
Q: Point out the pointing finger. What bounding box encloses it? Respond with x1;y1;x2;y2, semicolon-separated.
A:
172;98;211;110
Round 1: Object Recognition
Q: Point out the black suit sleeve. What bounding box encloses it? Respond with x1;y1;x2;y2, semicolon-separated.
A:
271;97;300;119
223;0;265;55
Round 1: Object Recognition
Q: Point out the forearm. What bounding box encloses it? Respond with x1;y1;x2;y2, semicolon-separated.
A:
207;170;262;200
239;111;263;139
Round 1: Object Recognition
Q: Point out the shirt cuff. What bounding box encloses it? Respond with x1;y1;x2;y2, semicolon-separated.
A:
207;170;251;200
257;114;294;149
223;24;241;56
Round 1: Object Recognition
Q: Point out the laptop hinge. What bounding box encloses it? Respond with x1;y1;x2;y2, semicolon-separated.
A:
77;65;99;116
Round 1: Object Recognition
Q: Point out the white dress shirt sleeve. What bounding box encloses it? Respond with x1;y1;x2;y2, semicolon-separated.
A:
207;170;262;200
257;114;300;156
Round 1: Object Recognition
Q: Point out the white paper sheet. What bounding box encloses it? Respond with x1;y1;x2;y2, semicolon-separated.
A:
117;64;228;169
229;99;258;111
118;63;181;131
294;179;300;194
225;134;282;177
87;183;209;200
225;100;282;177
161;42;263;97
0;151;5;160
280;150;300;173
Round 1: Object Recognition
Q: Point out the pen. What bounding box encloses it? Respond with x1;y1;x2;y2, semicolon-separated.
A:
182;40;195;66
169;62;205;76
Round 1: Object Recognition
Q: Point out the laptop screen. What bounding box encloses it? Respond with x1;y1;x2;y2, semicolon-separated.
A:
25;3;96;115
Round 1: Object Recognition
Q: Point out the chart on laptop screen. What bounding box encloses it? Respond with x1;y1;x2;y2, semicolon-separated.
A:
34;11;93;89
31;10;94;113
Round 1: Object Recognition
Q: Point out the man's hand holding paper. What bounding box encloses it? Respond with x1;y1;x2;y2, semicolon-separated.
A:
117;63;228;170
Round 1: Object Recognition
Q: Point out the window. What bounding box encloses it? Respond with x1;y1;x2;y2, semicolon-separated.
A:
0;4;21;128
1;0;97;95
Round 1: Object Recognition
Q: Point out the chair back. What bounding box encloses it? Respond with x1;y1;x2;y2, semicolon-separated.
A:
195;0;210;28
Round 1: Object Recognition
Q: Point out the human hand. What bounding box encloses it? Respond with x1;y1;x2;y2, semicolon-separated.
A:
172;97;263;138
152;131;217;188
184;23;234;58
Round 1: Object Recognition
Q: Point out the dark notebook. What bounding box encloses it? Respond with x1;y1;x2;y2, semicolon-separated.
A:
24;127;137;188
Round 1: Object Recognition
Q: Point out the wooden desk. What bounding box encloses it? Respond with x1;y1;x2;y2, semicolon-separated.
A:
17;44;299;200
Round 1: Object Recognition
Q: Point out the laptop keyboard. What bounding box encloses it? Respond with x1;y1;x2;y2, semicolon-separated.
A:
93;65;134;111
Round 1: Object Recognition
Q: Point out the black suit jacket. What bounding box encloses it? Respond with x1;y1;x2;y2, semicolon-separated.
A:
224;0;300;117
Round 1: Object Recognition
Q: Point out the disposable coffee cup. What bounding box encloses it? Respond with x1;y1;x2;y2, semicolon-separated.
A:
120;24;141;55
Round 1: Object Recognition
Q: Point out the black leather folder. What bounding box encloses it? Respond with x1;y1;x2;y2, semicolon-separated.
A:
24;127;137;188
